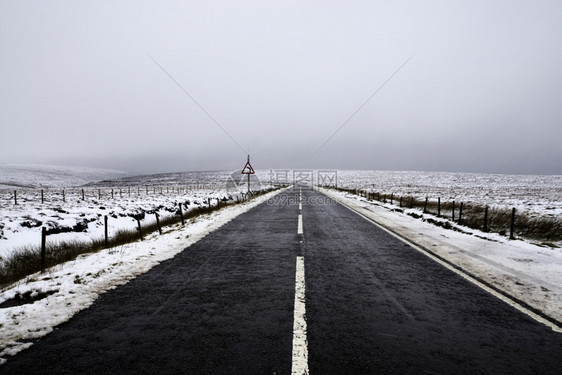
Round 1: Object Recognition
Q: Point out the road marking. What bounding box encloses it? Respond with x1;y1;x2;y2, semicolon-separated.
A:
298;214;303;234
328;192;562;333
291;256;308;375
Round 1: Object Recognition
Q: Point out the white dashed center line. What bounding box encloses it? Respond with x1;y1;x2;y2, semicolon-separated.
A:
291;256;308;374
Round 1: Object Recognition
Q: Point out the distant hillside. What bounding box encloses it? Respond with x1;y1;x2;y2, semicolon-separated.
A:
0;164;129;189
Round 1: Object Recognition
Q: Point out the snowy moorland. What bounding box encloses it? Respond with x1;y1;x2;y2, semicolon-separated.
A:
335;170;562;219
0;186;243;260
0;167;267;261
0;164;129;189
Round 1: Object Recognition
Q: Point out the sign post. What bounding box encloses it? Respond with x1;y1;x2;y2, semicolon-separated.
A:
241;155;255;193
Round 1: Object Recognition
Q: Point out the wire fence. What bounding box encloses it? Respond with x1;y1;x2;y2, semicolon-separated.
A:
332;187;561;243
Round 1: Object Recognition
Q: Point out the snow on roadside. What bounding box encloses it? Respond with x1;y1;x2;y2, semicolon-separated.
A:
0;188;284;365
320;188;562;326
0;188;236;259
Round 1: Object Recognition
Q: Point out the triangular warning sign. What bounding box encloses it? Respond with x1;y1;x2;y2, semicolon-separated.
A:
241;161;255;174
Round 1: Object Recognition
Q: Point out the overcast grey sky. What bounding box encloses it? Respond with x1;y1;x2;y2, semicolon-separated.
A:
1;0;560;174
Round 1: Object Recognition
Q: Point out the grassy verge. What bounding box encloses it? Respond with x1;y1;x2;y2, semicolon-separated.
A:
0;188;277;289
331;187;561;244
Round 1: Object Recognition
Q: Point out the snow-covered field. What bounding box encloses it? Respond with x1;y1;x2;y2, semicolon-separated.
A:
0;166;269;261
335;170;562;219
0;187;243;260
0;164;129;189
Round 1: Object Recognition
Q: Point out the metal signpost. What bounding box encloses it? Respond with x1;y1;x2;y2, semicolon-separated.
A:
241;155;255;193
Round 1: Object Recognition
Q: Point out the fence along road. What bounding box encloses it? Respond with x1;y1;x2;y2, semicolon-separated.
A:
2;188;562;374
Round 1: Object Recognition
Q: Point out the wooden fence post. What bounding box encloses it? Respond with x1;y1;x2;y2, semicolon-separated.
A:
111;189;114;199
41;189;44;204
399;196;403;207
155;212;162;235
98;189;101;200
452;201;455;221
510;208;516;240
458;202;464;225
437;197;441;217
14;190;17;205
41;227;46;273
137;219;143;241
104;215;109;247
390;193;394;205
484;206;489;232
423;197;428;213
179;205;185;225
62;189;65;203
410;196;413;209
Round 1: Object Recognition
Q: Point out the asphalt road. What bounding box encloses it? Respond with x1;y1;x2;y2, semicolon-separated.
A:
2;188;561;374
